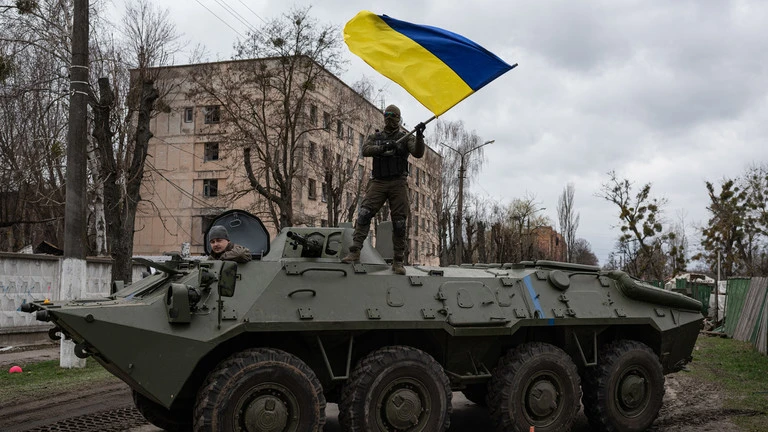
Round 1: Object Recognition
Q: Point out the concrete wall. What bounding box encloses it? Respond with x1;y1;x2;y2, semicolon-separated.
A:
0;253;113;340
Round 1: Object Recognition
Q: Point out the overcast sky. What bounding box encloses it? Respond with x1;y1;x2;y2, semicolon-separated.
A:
110;0;768;265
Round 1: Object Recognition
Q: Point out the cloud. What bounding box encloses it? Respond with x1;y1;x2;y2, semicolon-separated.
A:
138;0;768;266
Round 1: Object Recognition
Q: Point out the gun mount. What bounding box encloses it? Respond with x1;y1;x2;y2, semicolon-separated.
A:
286;230;325;258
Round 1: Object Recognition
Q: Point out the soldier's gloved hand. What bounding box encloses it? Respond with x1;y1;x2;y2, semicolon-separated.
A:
415;122;426;139
382;141;396;153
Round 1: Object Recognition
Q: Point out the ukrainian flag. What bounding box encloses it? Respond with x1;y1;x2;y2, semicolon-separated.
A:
344;11;515;117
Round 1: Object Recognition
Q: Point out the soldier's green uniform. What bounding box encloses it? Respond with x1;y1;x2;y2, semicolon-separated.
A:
208;242;252;263
342;105;425;274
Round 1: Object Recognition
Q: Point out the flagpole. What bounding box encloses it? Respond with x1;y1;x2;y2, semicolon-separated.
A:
396;115;437;144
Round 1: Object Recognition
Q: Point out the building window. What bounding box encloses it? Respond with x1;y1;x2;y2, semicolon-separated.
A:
346;192;353;208
358;133;365;151
184;107;193;123
414;239;419;261
414;192;419;211
321;183;328;202
347;126;353;144
323;112;331;130
308;179;316;200
204;105;220;124
203;179;218;197
204;142;219;161
322;147;329;163
346;159;353;175
310;104;317;125
358;164;364;179
309;141;316;159
336;120;343;139
414;216;419;235
415;167;420;185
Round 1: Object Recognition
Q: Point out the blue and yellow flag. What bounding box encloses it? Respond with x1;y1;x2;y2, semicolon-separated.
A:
344;11;515;117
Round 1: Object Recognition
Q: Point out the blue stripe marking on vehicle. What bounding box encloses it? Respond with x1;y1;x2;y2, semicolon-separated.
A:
523;275;545;319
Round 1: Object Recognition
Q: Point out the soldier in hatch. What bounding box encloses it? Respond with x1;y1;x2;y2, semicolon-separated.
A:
207;225;252;263
341;104;425;274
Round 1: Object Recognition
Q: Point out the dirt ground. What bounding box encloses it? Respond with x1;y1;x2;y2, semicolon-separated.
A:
0;344;752;431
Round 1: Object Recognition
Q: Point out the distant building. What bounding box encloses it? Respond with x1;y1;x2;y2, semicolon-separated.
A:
532;226;566;262
132;58;441;265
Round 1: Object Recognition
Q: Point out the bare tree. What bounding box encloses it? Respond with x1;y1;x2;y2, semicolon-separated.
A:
431;119;487;264
571;238;599;266
304;79;378;227
188;6;345;230
0;0;74;250
89;0;181;282
557;182;580;263
598;170;671;280
697;164;768;277
508;196;550;261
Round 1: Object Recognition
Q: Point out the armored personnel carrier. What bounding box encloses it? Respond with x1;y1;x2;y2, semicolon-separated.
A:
23;210;703;432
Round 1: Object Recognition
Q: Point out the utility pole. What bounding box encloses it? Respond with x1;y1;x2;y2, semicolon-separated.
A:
441;140;494;265
61;0;89;369
715;250;721;324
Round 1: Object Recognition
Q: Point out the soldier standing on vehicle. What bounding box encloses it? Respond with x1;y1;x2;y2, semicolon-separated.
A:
341;104;426;274
207;225;252;263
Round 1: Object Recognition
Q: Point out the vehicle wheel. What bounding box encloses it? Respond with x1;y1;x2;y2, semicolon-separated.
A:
582;340;664;432
338;345;452;432
193;348;326;432
133;390;192;432
461;383;489;407
487;342;581;432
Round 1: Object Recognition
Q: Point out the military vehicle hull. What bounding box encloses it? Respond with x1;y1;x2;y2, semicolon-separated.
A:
24;210;702;432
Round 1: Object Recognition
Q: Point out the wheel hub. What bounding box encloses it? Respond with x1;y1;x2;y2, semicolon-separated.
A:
243;394;289;432
619;374;647;410
527;380;559;418
384;388;423;429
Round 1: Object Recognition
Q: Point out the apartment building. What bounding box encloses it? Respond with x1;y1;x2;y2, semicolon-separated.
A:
132;58;442;265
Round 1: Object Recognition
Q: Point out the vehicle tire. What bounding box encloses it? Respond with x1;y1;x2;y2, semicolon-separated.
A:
487;342;581;432
582;340;664;432
338;345;452;432
193;348;326;432
461;382;489;407
133;390;192;432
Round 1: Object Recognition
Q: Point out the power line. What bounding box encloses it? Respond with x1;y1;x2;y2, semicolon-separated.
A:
145;160;221;210
152;135;232;172
193;0;245;38
236;0;267;24
213;0;260;35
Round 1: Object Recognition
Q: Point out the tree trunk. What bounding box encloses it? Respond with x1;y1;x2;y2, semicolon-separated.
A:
91;77;114;258
94;77;157;284
477;220;487;263
87;142;107;255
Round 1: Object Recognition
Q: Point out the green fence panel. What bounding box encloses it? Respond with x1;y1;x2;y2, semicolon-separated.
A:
724;278;752;338
691;284;712;316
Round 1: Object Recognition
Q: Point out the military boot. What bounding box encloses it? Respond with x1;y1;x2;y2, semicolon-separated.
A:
341;249;360;263
392;260;406;275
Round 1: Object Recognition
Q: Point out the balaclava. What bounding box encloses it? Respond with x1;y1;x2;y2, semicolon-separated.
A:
383;104;401;133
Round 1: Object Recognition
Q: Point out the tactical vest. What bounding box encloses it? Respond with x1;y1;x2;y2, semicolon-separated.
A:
372;131;409;179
